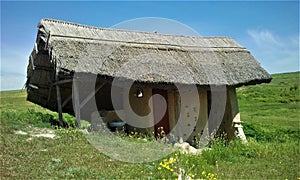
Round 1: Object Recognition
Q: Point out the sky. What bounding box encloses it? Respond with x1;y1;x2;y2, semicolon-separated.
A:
1;1;299;90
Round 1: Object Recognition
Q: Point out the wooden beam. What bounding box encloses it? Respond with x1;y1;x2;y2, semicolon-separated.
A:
72;80;81;128
53;79;73;85
44;31;51;50
62;95;72;108
79;82;105;109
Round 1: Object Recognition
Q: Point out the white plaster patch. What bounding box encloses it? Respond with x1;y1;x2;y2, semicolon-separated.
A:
14;127;56;140
33;133;56;138
174;142;203;155
14;130;28;135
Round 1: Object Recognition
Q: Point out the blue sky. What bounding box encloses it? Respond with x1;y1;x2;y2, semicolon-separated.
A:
1;1;299;90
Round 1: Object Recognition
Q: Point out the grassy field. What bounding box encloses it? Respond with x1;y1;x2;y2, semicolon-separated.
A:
1;72;299;179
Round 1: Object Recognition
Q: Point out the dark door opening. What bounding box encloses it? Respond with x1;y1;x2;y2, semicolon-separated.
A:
152;89;170;138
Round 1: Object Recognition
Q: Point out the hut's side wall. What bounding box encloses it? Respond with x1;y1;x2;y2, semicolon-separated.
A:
26;51;57;110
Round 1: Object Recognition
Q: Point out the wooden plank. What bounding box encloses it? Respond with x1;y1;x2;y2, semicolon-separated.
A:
79;82;105;109
167;90;176;131
44;31;51;50
53;79;73;85
72;80;81;128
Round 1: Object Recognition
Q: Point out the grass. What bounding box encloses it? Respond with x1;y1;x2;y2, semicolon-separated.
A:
1;71;299;179
0;90;40;110
237;71;300;128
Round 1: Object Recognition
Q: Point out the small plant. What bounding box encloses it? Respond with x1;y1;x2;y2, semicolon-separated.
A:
201;171;217;180
155;152;218;179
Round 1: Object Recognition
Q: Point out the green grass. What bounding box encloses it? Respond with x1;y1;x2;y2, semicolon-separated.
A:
237;71;300;128
0;90;40;110
1;72;299;179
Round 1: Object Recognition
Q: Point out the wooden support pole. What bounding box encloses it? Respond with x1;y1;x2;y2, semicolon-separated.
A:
222;87;247;141
55;71;64;127
167;90;176;132
56;85;64;127
72;80;81;128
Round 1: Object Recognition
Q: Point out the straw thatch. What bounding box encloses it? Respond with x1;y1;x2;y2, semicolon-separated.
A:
26;18;271;114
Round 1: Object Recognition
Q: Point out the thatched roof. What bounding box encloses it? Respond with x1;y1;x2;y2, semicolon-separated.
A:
34;18;271;87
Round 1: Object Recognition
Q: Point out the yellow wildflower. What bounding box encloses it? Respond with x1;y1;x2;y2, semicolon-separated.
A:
169;158;174;164
188;173;195;178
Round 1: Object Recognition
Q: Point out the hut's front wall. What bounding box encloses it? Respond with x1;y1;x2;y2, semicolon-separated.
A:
120;87;210;143
169;89;208;144
121;87;239;142
125;87;154;135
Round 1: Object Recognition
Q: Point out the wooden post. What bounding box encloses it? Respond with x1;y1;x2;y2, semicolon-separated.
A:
197;89;209;147
55;68;64;127
56;84;64;127
223;87;247;141
167;90;176;132
72;80;81;128
175;91;183;143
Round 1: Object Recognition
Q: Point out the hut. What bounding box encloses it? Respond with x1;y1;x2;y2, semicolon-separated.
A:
26;19;271;143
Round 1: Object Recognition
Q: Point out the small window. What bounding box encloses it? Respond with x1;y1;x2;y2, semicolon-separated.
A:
137;89;143;98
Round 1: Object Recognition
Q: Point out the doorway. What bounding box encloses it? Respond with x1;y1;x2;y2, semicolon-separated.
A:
152;89;170;138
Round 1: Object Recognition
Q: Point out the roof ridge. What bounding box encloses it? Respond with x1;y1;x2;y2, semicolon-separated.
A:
51;34;247;50
41;18;104;30
40;18;232;40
